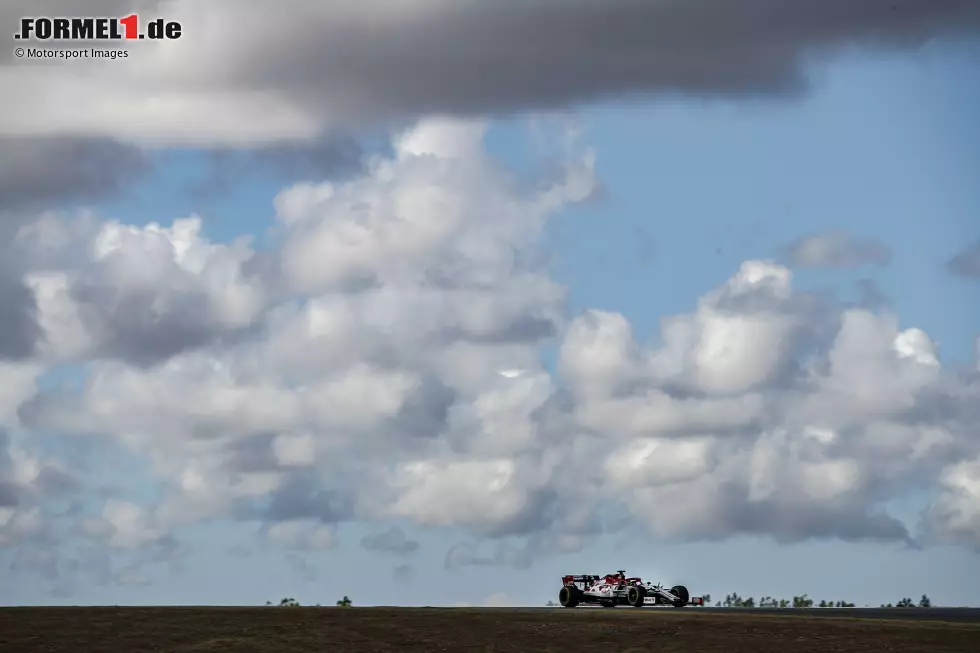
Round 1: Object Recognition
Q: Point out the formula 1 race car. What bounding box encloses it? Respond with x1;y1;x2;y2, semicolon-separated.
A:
558;570;704;608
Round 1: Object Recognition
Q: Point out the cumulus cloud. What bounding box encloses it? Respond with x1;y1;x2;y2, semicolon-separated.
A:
554;285;975;545
0;429;75;547
3;117;980;593
926;457;980;550
80;498;166;549
946;240;980;278
14;213;267;366
784;229;892;268
4;0;979;145
14;118;596;558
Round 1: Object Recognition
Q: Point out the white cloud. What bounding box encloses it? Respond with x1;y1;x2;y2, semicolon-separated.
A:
4;116;980;583
927;457;980;549
386;457;547;536
97;499;164;549
17;213;265;365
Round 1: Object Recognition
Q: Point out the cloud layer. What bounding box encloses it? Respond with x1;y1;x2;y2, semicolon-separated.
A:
2;119;978;597
5;0;980;145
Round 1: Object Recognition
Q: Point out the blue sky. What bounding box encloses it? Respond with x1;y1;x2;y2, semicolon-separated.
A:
3;5;980;609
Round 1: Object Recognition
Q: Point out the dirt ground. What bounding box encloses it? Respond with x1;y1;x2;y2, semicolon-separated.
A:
3;606;980;652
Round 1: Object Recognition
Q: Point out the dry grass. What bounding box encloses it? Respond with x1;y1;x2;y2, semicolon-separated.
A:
3;606;980;652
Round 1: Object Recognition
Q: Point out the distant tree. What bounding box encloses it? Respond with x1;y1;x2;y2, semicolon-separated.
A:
337;595;352;607
265;601;272;606
279;597;300;607
759;596;778;608
778;599;790;608
546;600;556;606
792;594;813;608
724;593;746;607
919;594;931;608
742;597;755;608
818;600;827;608
702;594;711;605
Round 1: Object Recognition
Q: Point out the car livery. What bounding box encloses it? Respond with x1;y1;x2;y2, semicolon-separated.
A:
557;570;704;608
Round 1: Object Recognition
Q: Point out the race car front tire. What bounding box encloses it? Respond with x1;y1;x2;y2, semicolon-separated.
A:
670;585;690;607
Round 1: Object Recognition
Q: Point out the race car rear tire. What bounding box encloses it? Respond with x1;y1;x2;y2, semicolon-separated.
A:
670;585;689;607
558;585;580;608
626;585;645;607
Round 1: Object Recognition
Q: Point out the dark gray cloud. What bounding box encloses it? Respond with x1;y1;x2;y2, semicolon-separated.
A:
69;283;219;366
0;137;149;212
0;480;19;507
4;1;979;149
783;229;892;268
247;473;355;524
0;139;146;363
0;267;39;361
360;526;420;556
387;376;455;439
946;241;980;278
255;0;980;126
189;133;365;198
704;487;915;546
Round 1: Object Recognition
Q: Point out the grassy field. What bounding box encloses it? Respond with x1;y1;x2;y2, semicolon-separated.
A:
3;606;980;652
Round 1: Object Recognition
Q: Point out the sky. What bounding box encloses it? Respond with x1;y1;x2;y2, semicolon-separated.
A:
2;0;980;608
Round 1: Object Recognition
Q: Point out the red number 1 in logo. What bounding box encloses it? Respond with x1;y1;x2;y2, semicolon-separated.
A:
120;14;138;39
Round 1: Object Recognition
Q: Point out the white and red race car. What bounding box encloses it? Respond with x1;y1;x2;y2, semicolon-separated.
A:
558;570;704;608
